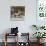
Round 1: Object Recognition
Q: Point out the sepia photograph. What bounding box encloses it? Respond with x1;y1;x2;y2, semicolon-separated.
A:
10;6;25;21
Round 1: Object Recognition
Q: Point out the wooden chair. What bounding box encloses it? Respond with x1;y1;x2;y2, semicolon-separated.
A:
4;33;18;46
20;33;30;46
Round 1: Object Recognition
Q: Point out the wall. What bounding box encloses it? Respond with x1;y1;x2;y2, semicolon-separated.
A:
0;0;36;42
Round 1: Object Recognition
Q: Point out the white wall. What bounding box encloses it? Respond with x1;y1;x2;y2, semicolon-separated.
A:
0;0;36;42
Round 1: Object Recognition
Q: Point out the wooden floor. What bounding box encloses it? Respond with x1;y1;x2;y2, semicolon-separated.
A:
0;42;46;46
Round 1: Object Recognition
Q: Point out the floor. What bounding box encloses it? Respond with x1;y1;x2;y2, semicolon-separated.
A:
0;42;46;46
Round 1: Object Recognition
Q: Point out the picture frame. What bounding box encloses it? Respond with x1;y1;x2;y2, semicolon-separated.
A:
10;6;25;21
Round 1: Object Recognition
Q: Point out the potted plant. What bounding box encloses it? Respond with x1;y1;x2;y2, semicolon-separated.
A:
33;32;46;43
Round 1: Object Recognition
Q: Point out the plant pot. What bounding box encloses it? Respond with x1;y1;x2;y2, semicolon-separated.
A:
37;39;45;44
40;38;45;43
37;39;40;43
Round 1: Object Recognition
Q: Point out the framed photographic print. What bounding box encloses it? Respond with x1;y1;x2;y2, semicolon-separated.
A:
10;6;25;21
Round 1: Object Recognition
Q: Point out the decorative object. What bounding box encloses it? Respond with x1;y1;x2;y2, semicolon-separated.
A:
10;6;25;21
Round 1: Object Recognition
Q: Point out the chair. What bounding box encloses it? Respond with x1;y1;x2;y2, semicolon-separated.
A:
4;27;19;46
18;33;30;46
